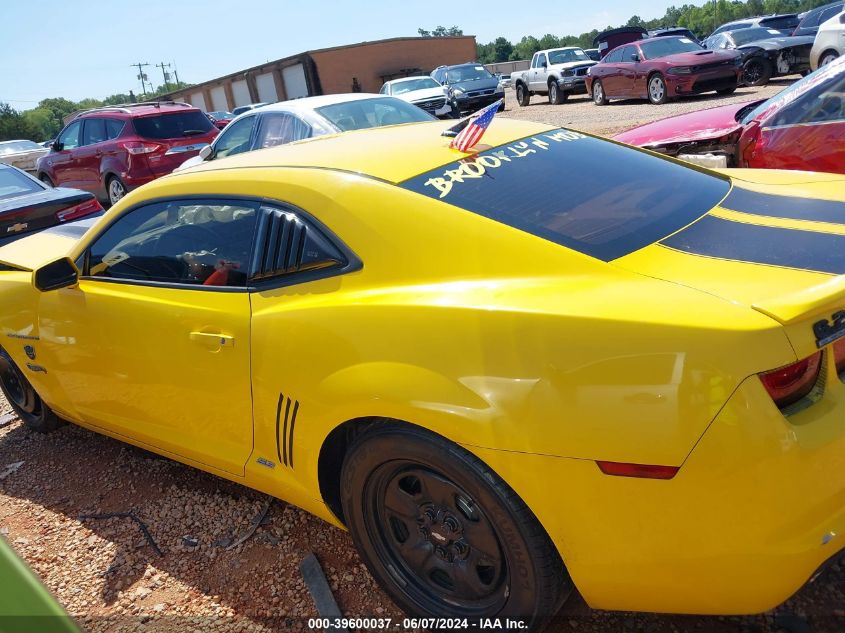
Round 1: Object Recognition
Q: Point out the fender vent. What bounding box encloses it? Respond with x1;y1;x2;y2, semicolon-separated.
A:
275;393;300;469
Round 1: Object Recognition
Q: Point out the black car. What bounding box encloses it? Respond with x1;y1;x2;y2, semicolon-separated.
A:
792;1;844;36
648;27;700;44
431;63;505;115
709;13;801;37
0;164;102;246
703;27;815;85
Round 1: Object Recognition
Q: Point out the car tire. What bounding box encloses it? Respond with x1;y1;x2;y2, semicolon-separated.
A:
341;422;572;630
592;80;608;106
0;348;63;434
107;175;127;206
717;86;737;95
516;83;531;107
39;175;54;188
548;82;564;105
743;58;772;87
819;51;839;67
647;74;668;104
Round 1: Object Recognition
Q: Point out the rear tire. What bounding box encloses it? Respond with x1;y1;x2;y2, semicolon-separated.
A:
0;349;63;434
39;175;54;187
107;175;127;206
516;83;531;107
743;58;772;87
819;51;839;68
592;79;608;106
341;423;571;631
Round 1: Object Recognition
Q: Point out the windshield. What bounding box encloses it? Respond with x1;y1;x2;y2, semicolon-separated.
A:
391;78;440;94
0;167;41;200
0;140;42;155
209;111;233;119
446;65;494;83
133;111;213;139
548;49;591;64
401;129;729;262
731;27;782;46
640;37;703;58
315;97;435;131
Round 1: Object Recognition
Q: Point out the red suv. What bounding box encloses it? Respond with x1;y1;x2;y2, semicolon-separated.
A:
36;102;218;206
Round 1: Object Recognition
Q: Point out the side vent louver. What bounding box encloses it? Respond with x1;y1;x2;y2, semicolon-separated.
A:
275;393;300;469
252;207;344;281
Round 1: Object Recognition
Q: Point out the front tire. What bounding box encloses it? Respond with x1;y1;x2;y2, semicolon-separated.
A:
0;349;63;433
516;83;531;107
548;82;565;105
592;79;608;105
743;58;772;86
647;74;668;104
819;51;839;68
341;423;571;630
39;174;54;187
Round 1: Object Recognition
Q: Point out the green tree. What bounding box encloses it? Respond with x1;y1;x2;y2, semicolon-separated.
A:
0;103;41;142
418;25;463;37
493;37;513;62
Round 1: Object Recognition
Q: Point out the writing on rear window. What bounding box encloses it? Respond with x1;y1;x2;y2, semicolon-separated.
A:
424;131;586;199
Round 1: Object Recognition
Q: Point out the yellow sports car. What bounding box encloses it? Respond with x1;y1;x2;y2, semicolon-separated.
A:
1;118;844;630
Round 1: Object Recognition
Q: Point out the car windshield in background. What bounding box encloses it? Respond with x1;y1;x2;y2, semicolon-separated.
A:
446;65;493;82
401;129;729;262
209;111;233;119
0;168;41;201
548;49;591;64
0;140;42;155
641;37;703;59
315;97;435;132
731;28;782;46
133;111;214;139
392;78;441;94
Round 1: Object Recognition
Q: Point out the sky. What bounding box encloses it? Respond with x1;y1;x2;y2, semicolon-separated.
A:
1;0;685;108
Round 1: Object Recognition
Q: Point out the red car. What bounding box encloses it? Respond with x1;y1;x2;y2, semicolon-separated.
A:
36;102;219;206
614;55;845;173
586;36;743;105
207;110;234;130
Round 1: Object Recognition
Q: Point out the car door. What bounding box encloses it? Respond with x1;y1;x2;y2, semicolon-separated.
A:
756;72;845;172
75;118;108;192
43;120;82;187
36;198;258;475
616;46;639;96
531;53;548;90
599;48;625;96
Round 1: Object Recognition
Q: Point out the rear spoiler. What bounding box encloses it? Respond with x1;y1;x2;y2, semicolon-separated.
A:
752;275;845;325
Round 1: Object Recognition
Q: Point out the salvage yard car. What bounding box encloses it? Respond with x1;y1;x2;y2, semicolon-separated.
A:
703;27;814;85
614;55;845;172
811;8;845;69
3;118;845;630
587;36;742;105
379;76;453;117
0;139;49;173
512;47;597;105
431;63;505;114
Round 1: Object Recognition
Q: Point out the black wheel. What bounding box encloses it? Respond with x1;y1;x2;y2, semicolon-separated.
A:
341;423;571;630
819;51;839;68
548;82;564;105
0;349;63;433
592;79;608;106
743;58;772;87
717;86;737;95
516;83;531;107
39;174;54;187
647;74;668;104
107;175;127;206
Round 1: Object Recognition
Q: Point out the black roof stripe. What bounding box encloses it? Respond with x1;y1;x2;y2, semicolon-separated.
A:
721;187;845;225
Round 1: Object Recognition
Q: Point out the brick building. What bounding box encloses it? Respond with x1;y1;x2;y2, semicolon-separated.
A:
155;36;477;112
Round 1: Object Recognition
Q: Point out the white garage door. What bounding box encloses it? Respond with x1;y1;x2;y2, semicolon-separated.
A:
232;80;250;107
210;86;228;111
256;72;278;103
283;64;309;99
189;92;207;111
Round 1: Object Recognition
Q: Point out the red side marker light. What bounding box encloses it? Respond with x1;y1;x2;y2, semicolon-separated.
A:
596;461;679;480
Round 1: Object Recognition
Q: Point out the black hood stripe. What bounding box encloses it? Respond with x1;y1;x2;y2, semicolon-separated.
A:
722;187;845;225
661;215;845;275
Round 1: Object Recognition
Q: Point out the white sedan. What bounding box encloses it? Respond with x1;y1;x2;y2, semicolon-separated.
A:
0;140;49;174
379;76;455;118
176;93;435;172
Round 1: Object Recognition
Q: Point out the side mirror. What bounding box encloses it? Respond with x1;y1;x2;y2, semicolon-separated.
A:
34;257;78;292
631;53;641;62
52;141;63;152
199;145;213;161
540;60;548;68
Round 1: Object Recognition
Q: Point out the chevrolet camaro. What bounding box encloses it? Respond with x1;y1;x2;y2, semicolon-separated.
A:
1;119;844;630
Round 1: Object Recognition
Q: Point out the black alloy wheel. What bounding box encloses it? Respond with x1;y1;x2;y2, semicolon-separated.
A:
743;58;772;86
0;348;63;433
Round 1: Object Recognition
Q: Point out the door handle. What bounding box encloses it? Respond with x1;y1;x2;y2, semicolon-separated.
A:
189;331;235;349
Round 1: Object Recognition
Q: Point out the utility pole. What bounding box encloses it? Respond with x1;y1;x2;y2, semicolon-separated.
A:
171;61;181;87
131;62;151;97
156;62;172;92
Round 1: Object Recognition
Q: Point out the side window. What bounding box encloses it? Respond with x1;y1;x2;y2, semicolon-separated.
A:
213;116;256;158
531;54;539;68
604;48;623;63
82;118;107;146
538;53;547;67
58;121;82;150
105;119;125;140
86;200;258;287
820;6;842;24
768;73;845;127
254;113;312;149
619;46;637;62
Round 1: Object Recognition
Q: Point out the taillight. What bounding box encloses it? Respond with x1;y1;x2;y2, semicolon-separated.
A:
759;351;822;409
56;197;103;222
122;141;163;155
834;338;845;376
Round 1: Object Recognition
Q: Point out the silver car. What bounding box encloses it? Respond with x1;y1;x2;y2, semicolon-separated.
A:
811;7;845;69
0;140;49;174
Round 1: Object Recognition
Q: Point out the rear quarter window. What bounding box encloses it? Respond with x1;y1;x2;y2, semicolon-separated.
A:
400;129;730;261
133;111;214;139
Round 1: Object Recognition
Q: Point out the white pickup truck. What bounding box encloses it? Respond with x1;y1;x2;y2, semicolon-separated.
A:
512;47;597;106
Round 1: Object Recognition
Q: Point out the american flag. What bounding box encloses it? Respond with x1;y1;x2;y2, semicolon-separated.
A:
449;99;503;152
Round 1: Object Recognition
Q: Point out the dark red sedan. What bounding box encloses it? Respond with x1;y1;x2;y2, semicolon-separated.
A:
586;36;743;105
613;56;845;173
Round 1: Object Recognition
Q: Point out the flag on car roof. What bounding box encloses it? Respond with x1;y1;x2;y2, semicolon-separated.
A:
449;99;503;152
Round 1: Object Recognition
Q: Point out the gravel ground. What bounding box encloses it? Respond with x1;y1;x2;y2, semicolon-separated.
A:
3;77;845;632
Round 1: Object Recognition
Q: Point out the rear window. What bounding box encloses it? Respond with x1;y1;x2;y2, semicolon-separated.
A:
132;111;213;139
400;129;730;261
315;97;435;132
760;15;800;30
0;168;41;201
